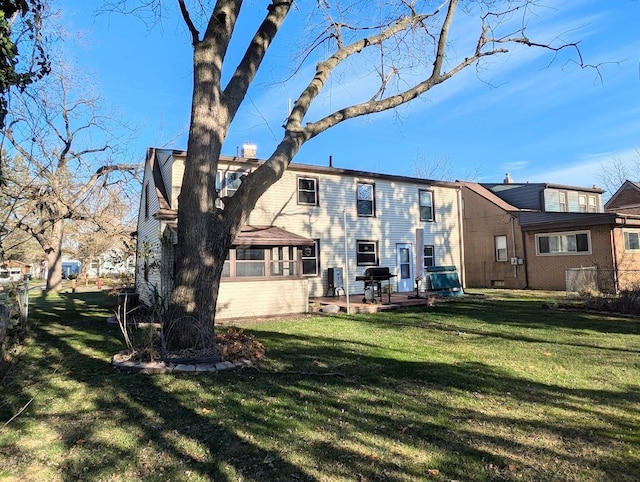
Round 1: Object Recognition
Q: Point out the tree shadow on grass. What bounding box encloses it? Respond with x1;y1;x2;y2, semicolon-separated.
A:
2;291;639;481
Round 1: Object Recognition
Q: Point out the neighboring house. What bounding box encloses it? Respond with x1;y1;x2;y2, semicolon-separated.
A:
0;260;32;283
604;180;640;215
85;249;136;278
462;179;640;291
136;147;464;319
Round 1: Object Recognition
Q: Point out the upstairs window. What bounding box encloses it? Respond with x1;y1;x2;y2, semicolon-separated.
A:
536;231;591;255
298;177;318;205
419;190;434;222
558;192;567;212
356;240;378;266
216;170;245;198
144;183;150;219
357;183;375;217
495;235;507;262
578;195;587;212
588;195;597;213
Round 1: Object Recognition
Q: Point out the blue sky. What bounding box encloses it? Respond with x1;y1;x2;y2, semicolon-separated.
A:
58;1;640;194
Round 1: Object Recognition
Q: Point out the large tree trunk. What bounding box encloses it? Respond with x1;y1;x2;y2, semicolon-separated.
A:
165;31;234;350
45;220;64;291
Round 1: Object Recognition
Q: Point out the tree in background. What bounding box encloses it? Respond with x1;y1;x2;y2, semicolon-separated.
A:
65;189;137;285
597;148;640;202
112;0;597;350
0;60;139;291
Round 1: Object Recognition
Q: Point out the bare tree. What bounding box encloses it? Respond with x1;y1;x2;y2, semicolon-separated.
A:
0;63;139;291
110;0;596;349
597;149;640;201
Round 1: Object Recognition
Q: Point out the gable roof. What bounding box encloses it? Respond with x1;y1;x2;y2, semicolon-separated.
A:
460;182;529;212
604;180;640;211
147;148;172;213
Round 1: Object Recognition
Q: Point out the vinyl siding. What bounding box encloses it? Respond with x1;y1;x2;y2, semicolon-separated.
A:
216;278;308;319
135;159;164;306
137;151;463;315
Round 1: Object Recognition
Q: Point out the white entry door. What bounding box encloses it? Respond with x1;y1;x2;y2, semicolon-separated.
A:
396;243;414;292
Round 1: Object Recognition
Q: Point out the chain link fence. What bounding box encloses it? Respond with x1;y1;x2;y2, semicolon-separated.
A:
1;281;30;366
565;267;640;295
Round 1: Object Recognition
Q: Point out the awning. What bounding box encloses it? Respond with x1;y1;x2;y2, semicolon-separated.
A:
232;225;314;247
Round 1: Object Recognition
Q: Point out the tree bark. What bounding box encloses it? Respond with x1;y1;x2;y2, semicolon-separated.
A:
45;220;64;291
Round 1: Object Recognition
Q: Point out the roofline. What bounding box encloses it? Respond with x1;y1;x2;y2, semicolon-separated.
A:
604;180;640;209
482;182;604;194
151;147;460;189
519;212;640;231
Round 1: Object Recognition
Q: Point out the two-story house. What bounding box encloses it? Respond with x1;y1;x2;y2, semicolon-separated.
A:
462;176;640;291
136;147;464;319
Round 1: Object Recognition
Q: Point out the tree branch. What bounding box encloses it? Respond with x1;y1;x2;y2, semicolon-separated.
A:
223;0;293;119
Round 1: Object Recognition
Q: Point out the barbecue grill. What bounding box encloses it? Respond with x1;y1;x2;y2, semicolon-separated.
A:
355;267;397;303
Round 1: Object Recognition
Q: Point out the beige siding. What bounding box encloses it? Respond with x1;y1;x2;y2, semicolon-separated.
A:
139;152;463;315
216;278;308;319
244;167;462;296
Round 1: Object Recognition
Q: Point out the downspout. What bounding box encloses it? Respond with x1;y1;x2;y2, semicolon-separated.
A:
457;186;466;288
610;224;620;293
519;212;530;288
511;215;517;279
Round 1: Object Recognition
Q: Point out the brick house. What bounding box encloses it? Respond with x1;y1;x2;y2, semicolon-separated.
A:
461;180;640;291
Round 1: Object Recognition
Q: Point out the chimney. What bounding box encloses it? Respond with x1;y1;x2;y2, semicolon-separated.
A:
241;143;257;158
504;173;513;184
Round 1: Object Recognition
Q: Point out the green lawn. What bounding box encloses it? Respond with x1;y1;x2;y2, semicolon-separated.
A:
1;287;639;481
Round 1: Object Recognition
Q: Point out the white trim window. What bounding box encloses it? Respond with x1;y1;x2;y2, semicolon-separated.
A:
536;231;591;256
357;183;375;217
419;190;434;222
423;245;435;268
578;195;587;212
301;240;320;276
356;240;378;266
495;235;508;262
298;177;318;205
216;170;246;198
623;230;640;252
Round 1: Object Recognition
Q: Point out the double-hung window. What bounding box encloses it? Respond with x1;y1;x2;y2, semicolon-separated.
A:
419;190;434;221
357;183;375;217
536;231;591;255
588;195;598;213
624;230;640;252
356;240;378;266
423;245;435;269
495;235;507;262
558;192;567;212
298;177;318;205
578;195;587;212
301;240;320;276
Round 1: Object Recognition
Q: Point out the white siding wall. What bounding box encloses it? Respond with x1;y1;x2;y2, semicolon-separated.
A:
139;151;463;314
136;160;164;306
243;166;462;297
